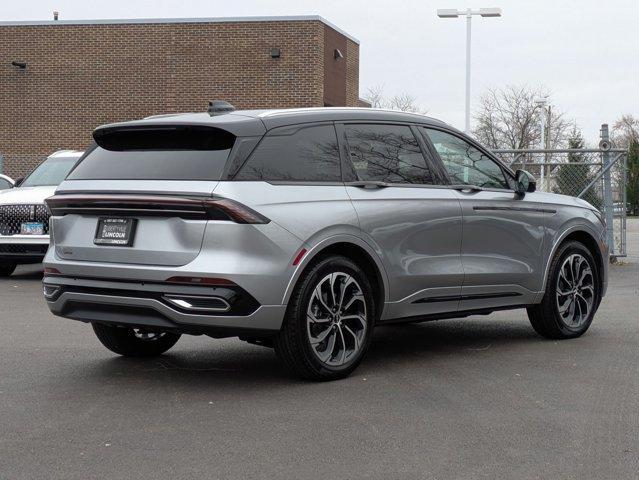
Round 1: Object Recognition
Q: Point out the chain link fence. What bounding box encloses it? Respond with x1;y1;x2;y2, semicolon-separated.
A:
494;148;628;258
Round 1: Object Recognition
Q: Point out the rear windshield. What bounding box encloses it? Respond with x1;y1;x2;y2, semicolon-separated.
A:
22;156;79;187
68;127;235;181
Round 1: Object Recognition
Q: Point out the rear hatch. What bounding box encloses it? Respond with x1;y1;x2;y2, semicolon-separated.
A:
49;124;240;267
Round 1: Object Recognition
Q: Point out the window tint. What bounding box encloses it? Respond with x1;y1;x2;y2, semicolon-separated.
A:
69;127;235;181
68;148;231;181
0;178;12;190
344;124;433;184
425;129;510;189
235;125;341;182
22;157;79;187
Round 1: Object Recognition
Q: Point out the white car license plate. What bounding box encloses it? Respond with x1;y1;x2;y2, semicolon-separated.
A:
20;222;44;235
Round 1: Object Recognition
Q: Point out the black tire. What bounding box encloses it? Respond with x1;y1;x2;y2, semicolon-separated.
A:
527;240;601;339
274;255;376;381
92;323;181;357
0;264;16;277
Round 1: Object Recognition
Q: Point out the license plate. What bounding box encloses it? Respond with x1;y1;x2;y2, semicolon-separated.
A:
21;222;44;235
94;218;137;246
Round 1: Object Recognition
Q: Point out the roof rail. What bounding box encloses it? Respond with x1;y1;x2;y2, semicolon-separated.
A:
48;149;84;157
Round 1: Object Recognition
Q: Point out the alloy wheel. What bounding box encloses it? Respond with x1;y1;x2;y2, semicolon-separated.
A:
306;272;367;367
555;253;595;328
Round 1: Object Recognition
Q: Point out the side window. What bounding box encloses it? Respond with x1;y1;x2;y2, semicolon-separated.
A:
0;178;12;190
344;124;434;184
424;128;510;190
235;124;341;182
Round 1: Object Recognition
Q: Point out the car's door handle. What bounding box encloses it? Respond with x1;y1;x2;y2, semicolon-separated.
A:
451;184;482;193
347;181;389;189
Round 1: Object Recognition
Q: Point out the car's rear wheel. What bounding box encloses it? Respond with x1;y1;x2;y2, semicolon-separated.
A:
527;240;601;339
274;255;376;381
92;323;181;357
0;263;16;277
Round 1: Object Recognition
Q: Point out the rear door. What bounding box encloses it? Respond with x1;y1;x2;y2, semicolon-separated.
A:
220;122;357;243
423;127;546;310
341;122;464;320
51;126;239;266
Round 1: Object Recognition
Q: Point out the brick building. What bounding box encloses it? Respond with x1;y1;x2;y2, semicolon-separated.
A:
0;16;360;177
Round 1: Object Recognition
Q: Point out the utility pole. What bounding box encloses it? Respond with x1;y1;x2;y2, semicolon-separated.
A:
601;124;615;255
535;98;548;190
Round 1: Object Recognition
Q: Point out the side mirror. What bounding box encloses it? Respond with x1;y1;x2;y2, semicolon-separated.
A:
14;177;24;187
515;170;536;195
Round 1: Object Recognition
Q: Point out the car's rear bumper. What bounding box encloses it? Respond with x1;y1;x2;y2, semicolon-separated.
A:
43;275;286;335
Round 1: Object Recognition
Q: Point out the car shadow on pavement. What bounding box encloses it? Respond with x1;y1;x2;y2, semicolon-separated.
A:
8;264;43;280
77;317;540;387
365;318;539;366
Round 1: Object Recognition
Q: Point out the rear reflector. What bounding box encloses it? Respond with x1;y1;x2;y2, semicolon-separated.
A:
165;276;237;286
292;248;308;266
43;267;61;275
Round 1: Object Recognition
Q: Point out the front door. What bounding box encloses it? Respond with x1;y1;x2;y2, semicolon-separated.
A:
340;123;464;320
423;127;546;311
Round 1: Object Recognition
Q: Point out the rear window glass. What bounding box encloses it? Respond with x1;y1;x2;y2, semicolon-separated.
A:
68;127;235;181
235;124;341;182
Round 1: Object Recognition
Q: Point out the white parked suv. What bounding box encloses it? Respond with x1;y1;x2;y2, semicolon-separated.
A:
0;174;15;190
0;150;83;276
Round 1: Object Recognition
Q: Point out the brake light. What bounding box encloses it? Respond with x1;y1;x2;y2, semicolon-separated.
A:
203;198;270;224
165;276;237;286
44;194;270;224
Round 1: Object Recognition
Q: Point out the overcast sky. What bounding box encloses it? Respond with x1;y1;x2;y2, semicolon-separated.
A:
5;0;638;143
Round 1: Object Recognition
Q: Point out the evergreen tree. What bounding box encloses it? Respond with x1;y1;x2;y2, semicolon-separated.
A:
554;128;601;208
627;140;639;216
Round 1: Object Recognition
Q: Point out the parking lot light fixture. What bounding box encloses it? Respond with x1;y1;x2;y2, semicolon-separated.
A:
436;7;502;133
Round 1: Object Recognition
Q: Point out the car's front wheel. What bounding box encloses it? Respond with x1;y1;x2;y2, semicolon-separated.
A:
0;263;16;277
275;255;376;381
527;240;601;339
92;323;181;357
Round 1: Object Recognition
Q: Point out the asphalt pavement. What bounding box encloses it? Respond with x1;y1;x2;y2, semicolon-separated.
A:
1;221;638;479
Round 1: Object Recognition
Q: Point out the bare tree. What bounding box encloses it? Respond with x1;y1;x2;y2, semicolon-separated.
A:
363;85;427;114
473;85;571;150
388;93;421;114
363;85;386;109
612;114;639;147
612;115;639;215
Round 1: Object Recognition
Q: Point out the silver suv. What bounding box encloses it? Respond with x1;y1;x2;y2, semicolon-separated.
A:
43;106;608;380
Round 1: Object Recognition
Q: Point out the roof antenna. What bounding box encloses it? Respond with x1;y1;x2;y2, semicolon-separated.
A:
207;100;235;116
53;11;59;21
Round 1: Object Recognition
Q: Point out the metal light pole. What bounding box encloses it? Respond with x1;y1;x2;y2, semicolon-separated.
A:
535;97;548;190
437;7;502;134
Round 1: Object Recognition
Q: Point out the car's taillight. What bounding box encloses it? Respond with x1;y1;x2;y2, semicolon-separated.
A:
44;194;270;224
203;197;270;224
165;276;237;287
